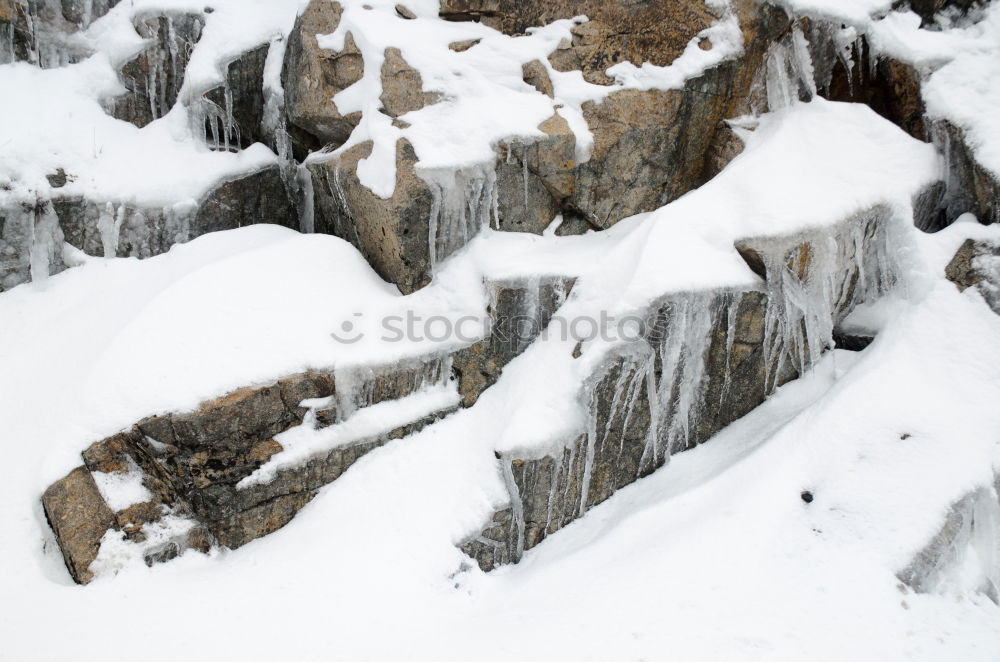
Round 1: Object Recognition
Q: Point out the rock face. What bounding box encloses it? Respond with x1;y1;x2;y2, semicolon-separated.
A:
40;264;591;580
453;276;576;406
110;13;205;128
808;27;927;142
463;206;900;570
0;0;115;67
0;165;296;292
945;237;1000;313
42;467;117;584
282;0;363;155
933;121;1000;227
43;358;461;582
309;140;437;294
440;0;716;85
297;0;793;291
904;0;985;26
191;165;298;234
200;43;271;151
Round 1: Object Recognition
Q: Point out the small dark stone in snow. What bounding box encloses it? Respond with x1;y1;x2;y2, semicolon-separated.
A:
801;490;814;503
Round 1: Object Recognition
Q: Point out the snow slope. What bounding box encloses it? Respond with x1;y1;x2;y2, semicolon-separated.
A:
1;96;999;659
1;0;1000;657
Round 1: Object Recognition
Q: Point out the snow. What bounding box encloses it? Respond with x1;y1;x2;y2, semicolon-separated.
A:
2;215;1000;659
91;459;154;512
784;0;1000;179
241;381;462;488
2;1;1000;659
779;0;895;26
311;0;746;197
0;0;309;212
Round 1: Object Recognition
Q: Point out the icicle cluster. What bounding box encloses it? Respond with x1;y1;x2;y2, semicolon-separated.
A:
419;164;499;269
28;198;63;284
760;209;898;387
764;23;817;110
189;92;239;152
333;356;452;424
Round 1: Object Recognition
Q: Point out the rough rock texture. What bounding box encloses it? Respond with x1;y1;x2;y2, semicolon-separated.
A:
309;140;435;294
933;121;1000;227
464;207;899;571
440;0;716;85
0;165;296;292
945;238;1000;313
453;276;575;407
201;43;270;150
190;164;298;235
110;13;205;128
43;358;460;578
807;27;927;142
1;0;113;67
379;47;441;118
294;1;793;292
42;466;117;584
567;1;789;226
282;0;363;154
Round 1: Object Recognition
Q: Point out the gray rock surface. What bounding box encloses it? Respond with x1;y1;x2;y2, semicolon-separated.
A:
110;13;205;128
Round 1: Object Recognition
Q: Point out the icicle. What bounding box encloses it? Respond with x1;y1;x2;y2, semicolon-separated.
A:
420;163;497;269
790;23;817;99
765;24;818;111
29;199;63;284
721;292;741;401
663;294;714;452
516;276;541;353
521;148;530;212
163;203;192;246
501;458;526;561
222;80;238;151
579;344;654;514
81;0;93;29
97;201;119;258
297;165;315;234
765;44;795;110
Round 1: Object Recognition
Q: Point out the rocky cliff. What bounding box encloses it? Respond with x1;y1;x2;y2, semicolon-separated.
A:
1;0;997;609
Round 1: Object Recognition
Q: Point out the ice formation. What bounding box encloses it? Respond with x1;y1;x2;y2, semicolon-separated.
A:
420;164;499;269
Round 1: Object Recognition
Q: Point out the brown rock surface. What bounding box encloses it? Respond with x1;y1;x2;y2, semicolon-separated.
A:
283;0;364;151
42;467;117;584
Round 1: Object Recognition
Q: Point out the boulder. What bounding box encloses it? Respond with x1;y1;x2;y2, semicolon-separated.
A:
379;47;441;118
932;121;1000;227
42;467;117;584
190;164;299;239
945;238;1000;314
309;139;435;294
282;0;363;153
440;0;716;85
